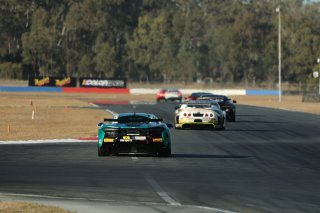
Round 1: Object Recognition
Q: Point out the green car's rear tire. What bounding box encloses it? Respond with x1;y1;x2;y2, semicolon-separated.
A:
158;147;171;157
98;144;113;156
98;147;107;156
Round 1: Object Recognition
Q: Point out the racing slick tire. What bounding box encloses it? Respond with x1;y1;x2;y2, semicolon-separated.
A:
227;116;236;122
217;126;226;131
158;147;171;157
226;113;236;122
157;98;166;103
98;144;113;156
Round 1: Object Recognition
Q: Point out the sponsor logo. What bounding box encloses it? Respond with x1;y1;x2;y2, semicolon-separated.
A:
55;77;71;87
34;77;50;86
104;138;114;142
120;135;132;142
123;136;130;140
81;79;125;87
134;136;146;140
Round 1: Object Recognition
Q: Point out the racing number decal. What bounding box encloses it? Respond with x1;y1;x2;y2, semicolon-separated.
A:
121;135;132;142
123;136;131;140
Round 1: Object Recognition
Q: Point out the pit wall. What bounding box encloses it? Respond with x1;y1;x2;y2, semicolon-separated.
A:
0;86;280;95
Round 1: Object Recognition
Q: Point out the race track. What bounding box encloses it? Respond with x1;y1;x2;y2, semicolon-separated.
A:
1;102;320;213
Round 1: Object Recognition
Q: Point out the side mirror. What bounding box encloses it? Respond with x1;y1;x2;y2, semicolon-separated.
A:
166;123;173;128
233;100;237;103
97;122;103;127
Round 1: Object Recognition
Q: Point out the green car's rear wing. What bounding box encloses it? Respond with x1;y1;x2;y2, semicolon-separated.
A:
104;118;163;123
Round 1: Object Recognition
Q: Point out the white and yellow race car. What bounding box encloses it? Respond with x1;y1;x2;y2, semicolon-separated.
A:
174;100;226;130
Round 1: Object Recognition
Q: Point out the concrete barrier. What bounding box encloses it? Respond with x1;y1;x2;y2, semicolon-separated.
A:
62;87;130;94
181;89;246;96
246;90;280;95
0;86;130;93
0;86;62;92
0;86;282;96
130;88;246;96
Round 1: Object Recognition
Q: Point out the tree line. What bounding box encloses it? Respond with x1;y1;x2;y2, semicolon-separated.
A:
0;0;319;87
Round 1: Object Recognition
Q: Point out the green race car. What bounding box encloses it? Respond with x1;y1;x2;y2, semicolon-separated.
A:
97;113;172;157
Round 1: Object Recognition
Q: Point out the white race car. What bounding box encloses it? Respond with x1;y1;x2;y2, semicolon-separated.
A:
174;100;226;130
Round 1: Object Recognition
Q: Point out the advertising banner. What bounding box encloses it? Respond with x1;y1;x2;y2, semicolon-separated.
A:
28;76;77;87
79;78;126;88
53;77;77;87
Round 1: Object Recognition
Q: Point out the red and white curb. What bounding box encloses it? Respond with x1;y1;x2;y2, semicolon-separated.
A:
0;137;97;145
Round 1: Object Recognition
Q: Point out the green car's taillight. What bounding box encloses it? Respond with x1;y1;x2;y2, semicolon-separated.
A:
104;129;118;137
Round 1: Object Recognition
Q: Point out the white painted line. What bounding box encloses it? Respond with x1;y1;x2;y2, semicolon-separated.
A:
130;88;161;94
0;192;114;202
190;205;239;213
0;139;95;145
129;100;156;105
279;107;294;112
144;173;181;206
131;156;139;161
89;103;99;108
105;109;117;117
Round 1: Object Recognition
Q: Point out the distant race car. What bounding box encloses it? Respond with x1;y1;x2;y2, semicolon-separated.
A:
174;100;226;130
97;113;172;157
156;88;182;102
197;94;237;122
184;92;213;101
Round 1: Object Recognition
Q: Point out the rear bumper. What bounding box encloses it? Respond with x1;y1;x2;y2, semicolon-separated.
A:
101;140;168;155
114;142;164;154
157;97;182;101
176;121;218;129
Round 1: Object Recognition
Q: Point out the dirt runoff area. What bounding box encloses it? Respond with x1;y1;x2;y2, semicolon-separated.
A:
0;92;319;141
0;92;154;141
0;201;74;213
230;95;320;115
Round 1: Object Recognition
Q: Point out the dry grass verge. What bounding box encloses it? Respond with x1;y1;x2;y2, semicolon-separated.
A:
0;93;112;141
230;95;320;115
0;201;75;213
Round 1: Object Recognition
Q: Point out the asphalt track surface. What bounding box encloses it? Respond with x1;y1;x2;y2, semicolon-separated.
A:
0;102;320;213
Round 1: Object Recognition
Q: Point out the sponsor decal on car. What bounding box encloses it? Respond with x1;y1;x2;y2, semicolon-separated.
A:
120;135;132;142
133;136;146;140
104;138;114;142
